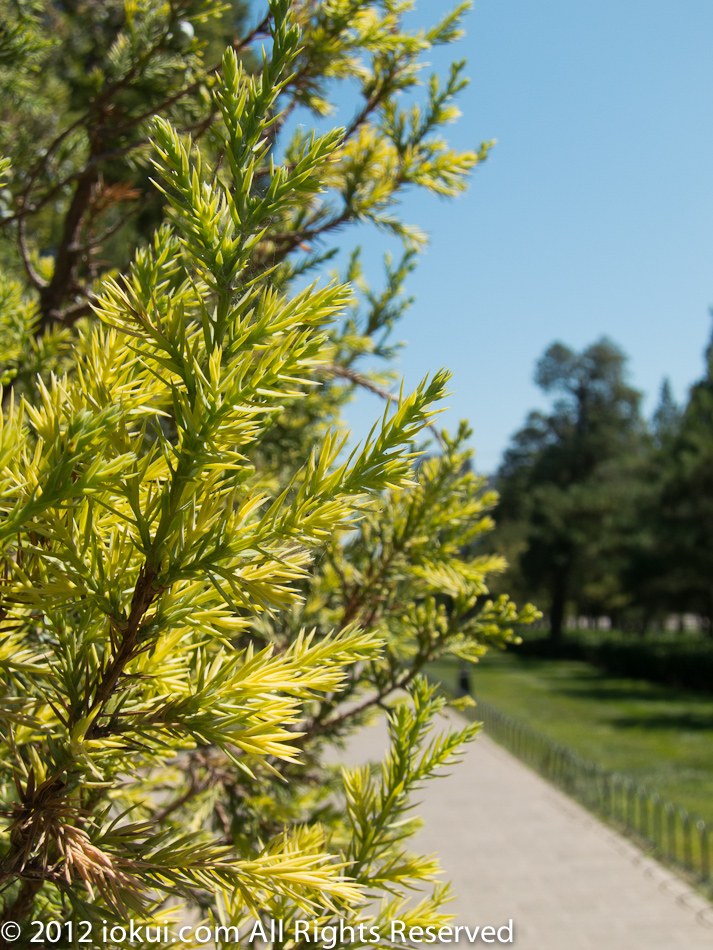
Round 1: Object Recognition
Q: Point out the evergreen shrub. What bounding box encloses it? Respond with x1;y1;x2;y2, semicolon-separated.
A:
0;0;536;941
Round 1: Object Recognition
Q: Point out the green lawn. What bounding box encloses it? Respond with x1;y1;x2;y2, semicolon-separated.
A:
429;650;713;826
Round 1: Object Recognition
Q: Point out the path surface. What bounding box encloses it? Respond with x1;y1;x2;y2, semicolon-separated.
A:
343;715;713;949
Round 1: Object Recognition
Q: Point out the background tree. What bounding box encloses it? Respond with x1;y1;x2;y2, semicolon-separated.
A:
636;329;713;634
494;337;645;643
0;0;536;941
610;379;683;632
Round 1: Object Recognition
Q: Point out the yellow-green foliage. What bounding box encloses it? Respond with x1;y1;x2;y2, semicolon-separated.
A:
0;0;536;943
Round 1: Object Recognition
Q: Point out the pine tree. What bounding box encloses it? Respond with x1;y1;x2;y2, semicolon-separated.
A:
494;338;644;641
0;1;536;941
643;332;713;631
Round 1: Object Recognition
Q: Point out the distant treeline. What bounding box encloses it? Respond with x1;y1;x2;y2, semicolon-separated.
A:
489;333;713;644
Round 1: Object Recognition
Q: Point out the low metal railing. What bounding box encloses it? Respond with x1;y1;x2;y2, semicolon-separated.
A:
473;697;711;893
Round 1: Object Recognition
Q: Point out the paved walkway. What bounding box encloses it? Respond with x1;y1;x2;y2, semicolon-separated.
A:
343;715;713;949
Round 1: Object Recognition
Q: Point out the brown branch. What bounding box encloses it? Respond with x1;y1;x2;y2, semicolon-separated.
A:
324;364;446;448
0;560;164;904
81;205;138;255
53;299;95;327
11;117;91;223
254;207;353;274
2;10;270;234
1;143;146;231
87;562;162;729
153;773;200;825
342;69;396;143
17;216;46;291
304;603;458;744
4;23;173;231
303;661;427;741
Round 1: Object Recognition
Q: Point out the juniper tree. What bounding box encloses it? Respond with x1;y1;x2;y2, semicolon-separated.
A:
0;0;536;943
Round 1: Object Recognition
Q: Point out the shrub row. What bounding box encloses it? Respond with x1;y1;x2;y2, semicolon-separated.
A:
511;632;713;693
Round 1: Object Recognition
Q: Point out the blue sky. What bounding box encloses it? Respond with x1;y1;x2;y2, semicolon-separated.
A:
329;0;713;471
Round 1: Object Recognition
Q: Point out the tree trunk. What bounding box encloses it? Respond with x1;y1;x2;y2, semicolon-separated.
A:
641;611;652;637
549;571;567;648
38;164;98;330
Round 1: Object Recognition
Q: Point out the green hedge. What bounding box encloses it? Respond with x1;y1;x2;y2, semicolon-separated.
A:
512;632;713;692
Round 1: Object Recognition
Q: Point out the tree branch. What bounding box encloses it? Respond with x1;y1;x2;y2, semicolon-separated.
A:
110;11;272;139
17;216;46;291
324;364;445;448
